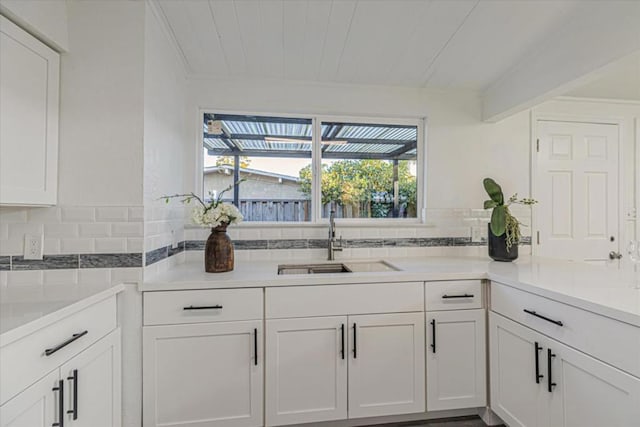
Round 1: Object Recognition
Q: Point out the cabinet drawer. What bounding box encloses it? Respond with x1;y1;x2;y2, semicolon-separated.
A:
266;282;423;319
425;280;482;311
490;282;640;377
0;296;116;405
143;288;263;326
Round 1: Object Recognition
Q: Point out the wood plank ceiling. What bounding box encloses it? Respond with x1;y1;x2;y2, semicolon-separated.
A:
156;0;580;90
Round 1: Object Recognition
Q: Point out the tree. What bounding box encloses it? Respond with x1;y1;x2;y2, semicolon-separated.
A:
298;159;417;218
216;156;251;168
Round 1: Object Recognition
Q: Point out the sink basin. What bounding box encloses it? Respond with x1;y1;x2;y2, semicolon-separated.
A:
277;263;352;275
277;260;400;275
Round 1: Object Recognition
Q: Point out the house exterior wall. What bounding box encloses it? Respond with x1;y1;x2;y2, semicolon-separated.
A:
204;172;307;200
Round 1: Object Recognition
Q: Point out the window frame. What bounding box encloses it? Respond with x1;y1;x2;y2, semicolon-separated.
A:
196;108;427;225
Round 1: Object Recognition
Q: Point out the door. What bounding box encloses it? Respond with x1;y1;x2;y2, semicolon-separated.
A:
426;309;486;411
536;120;619;263
0;370;58;427
265;316;347;426
143;321;263;427
60;329;121;427
348;312;425;418
489;312;548;427
548;338;640;427
0;16;59;205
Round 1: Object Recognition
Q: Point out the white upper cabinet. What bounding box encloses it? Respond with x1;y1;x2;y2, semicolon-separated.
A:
0;16;59;205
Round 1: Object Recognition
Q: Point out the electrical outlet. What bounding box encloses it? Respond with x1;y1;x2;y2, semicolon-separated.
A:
471;226;484;243
24;234;44;260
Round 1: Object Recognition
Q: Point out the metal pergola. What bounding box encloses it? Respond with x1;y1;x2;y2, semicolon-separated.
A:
203;113;418;215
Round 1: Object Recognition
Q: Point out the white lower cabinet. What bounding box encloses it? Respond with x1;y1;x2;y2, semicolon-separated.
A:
490;312;640;427
0;329;121;427
265;312;425;425
143;321;263;427
426;309;486;411
0;371;57;427
265;316;347;426
348;312;425;418
60;329;122;427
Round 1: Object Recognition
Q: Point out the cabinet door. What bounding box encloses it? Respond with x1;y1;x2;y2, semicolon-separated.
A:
143;321;263;427
348;312;425;418
0;16;59;205
60;329;121;427
548;338;640;427
489;312;548;427
0;370;58;427
427;309;486;411
265;316;347;426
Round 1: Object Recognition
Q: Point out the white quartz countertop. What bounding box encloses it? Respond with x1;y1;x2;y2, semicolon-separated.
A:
142;256;640;327
0;283;125;346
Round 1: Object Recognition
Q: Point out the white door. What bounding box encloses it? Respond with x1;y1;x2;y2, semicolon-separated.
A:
548;338;640;427
489;312;548;427
0;370;58;427
265;316;347;426
426;309;486;411
536;120;619;263
0;16;59;205
348;312;425;419
60;329;121;427
143;321;263;427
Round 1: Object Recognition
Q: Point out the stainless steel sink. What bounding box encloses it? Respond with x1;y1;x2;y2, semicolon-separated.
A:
277;263;352;275
277;260;400;275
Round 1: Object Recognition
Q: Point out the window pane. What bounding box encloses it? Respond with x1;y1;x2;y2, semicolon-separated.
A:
203;113;312;222
320;121;418;219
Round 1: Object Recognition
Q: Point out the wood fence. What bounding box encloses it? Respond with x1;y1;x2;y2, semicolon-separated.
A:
230;199;412;221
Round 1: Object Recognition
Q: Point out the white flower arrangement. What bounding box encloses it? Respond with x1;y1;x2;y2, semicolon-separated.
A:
163;184;243;229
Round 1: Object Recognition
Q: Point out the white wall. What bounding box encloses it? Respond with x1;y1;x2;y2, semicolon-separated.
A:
58;0;145;206
185;77;531;212
0;0;69;51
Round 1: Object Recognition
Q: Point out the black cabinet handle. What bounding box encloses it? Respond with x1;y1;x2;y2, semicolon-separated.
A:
430;319;436;353
66;369;78;420
352;323;357;359
183;305;222;310
547;349;557;392
45;331;88;356
52;379;64;427
253;328;258;366
340;324;345;360
442;294;474;299
524;309;563;327
534;342;544;384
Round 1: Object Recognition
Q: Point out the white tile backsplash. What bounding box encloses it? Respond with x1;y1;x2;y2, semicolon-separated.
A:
61;207;96;222
96;207;129;222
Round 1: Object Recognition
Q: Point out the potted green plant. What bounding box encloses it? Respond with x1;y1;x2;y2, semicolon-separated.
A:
483;178;536;261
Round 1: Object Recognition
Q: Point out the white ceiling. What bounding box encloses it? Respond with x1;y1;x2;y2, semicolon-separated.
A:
156;0;582;91
564;53;640;101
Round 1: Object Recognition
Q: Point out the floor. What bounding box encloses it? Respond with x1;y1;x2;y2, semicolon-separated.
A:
367;416;500;427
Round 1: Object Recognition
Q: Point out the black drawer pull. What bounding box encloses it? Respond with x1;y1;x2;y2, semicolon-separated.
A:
547;349;557;392
442;293;474;299
67;369;78;420
430;319;436;353
524;309;563;327
534;342;544;384
45;331;88;356
183;305;223;310
52;379;64;427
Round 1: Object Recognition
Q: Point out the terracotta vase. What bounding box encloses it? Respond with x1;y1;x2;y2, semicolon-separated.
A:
204;224;234;273
487;223;518;262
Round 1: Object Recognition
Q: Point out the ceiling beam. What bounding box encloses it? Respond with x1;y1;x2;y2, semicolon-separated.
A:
482;1;640;122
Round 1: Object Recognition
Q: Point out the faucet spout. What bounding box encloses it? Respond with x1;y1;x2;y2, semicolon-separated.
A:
328;210;343;260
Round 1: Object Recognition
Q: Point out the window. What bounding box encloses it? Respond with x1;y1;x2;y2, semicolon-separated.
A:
201;113;422;223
